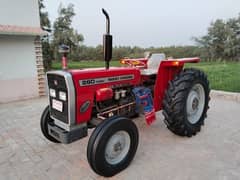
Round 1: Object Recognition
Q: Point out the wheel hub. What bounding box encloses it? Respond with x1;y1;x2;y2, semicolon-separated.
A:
105;131;131;165
192;97;199;110
186;83;205;124
114;142;123;151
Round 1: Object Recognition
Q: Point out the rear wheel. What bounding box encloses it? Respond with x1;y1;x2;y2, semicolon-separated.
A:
162;68;210;137
87;116;139;177
40;106;60;143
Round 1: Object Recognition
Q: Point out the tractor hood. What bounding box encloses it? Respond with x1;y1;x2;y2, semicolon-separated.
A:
69;67;141;87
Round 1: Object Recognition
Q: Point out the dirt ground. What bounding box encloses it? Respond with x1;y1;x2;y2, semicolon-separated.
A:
0;97;240;180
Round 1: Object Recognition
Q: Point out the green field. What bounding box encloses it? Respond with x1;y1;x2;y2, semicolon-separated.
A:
52;61;240;92
186;62;240;92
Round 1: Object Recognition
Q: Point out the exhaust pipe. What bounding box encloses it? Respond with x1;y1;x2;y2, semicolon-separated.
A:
102;8;112;69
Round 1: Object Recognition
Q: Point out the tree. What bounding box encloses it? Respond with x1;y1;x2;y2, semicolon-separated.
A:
38;0;53;71
224;17;240;60
38;0;50;29
52;3;84;60
194;14;240;61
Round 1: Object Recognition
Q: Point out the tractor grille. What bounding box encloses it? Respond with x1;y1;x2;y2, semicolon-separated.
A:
47;74;69;124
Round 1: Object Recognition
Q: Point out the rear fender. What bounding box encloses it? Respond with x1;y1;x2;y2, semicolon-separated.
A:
153;57;200;111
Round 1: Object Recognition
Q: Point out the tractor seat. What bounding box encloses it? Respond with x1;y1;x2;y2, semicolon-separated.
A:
141;53;166;75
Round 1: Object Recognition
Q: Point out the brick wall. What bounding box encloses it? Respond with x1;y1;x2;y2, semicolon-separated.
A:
34;36;46;96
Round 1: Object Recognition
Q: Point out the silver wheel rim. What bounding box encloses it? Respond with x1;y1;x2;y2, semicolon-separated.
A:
105;130;131;165
186;83;205;124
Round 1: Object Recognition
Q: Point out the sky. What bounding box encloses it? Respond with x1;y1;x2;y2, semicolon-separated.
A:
45;0;240;47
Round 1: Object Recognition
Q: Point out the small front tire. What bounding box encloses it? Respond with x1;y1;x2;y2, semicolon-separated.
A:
40;106;60;143
87;116;139;177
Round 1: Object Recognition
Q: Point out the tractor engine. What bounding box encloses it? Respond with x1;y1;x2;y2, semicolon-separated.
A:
93;86;137;120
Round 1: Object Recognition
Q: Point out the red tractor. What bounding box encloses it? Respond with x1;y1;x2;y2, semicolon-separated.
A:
40;9;210;177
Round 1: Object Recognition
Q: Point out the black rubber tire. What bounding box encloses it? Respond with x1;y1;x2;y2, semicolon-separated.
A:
40;106;60;143
87;116;139;177
162;68;210;137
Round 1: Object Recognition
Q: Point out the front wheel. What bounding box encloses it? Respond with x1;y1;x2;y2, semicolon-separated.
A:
87;116;139;177
40;106;60;143
162;68;210;137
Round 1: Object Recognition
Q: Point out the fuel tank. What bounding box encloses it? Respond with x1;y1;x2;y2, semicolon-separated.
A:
68;67;141;124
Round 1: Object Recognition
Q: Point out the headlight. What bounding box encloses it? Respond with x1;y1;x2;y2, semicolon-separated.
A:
49;88;56;97
59;91;67;101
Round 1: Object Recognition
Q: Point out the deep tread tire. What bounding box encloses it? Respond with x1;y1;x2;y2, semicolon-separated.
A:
162;68;210;137
40;106;60;143
87;116;139;177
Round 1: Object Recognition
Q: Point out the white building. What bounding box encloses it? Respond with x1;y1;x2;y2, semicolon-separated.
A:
0;0;46;103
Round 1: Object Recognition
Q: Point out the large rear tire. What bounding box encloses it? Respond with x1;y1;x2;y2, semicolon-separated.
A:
162;68;210;137
87;116;139;177
40;106;60;143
